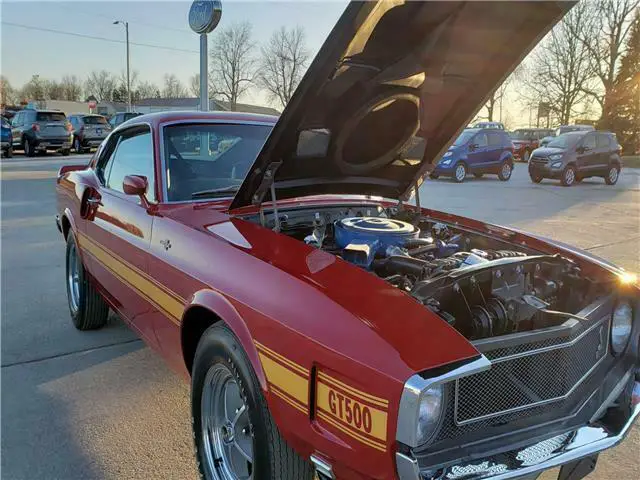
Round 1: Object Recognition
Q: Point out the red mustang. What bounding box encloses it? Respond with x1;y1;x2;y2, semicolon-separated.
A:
56;2;639;480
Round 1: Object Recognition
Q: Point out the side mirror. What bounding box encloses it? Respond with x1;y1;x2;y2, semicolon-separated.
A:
469;143;478;151
123;175;151;208
577;145;589;154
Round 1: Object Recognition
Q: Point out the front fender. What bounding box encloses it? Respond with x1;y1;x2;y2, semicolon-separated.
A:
183;289;267;390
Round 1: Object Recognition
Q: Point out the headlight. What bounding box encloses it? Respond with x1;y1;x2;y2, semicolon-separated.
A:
611;301;633;354
440;159;452;166
416;385;444;445
549;154;563;161
551;161;563;168
443;151;453;158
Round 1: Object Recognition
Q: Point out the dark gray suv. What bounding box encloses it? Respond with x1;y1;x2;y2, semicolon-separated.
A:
68;114;111;153
528;131;622;186
11;109;71;156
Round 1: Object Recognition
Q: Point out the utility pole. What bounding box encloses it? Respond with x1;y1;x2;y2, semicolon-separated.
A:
114;20;131;112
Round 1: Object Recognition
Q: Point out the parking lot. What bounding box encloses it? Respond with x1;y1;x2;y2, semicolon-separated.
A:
1;155;638;479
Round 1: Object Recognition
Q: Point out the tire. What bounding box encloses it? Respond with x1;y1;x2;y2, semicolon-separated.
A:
604;164;620;185
74;137;83;154
453;162;467;183
65;234;109;330
473;173;483;178
192;324;314;480
24;138;35;157
3;146;12;158
61;149;71;156
429;173;440;179
529;169;543;183
498;161;513;181
561;165;577;187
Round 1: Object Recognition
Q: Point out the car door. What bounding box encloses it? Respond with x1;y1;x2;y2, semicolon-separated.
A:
466;132;489;171
595;133;611;172
11;112;23;147
485;131;504;167
83;125;160;346
576;133;597;172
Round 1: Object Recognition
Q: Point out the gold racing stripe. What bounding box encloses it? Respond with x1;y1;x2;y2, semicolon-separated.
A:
77;233;184;324
317;371;388;408
316;410;386;452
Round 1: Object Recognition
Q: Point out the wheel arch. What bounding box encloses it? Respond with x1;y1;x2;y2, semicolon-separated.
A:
181;289;267;390
499;151;514;164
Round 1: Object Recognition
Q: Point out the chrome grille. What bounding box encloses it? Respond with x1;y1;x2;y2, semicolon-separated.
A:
529;156;548;166
454;315;610;425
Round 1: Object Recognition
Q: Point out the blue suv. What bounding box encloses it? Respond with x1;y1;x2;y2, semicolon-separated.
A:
430;128;514;183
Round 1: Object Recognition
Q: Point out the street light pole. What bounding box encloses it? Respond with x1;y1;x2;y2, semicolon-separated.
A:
114;20;131;112
200;33;208;112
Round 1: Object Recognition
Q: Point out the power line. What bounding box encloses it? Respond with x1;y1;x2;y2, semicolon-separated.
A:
71;7;193;35
2;21;198;54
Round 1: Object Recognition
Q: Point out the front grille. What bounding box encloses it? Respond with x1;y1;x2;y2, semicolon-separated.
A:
529;156;548;166
454;315;610;425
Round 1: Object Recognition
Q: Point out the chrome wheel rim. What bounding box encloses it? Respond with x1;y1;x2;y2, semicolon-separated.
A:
455;164;466;181
67;242;80;313
565;168;575;185
502;162;512;178
609;167;618;183
201;364;253;480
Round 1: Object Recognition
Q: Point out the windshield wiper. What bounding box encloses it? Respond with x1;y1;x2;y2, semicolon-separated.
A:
191;186;241;199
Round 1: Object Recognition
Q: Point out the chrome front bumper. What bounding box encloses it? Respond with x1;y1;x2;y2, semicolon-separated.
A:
397;382;640;480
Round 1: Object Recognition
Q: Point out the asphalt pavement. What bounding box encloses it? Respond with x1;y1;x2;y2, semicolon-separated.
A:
1;155;638;479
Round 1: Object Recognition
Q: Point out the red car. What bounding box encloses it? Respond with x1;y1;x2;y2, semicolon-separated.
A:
510;128;555;162
55;2;639;480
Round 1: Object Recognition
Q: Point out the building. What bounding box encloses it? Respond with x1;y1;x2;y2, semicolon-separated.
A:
132;97;280;116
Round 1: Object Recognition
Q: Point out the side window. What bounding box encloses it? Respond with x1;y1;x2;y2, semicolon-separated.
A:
11;113;21;126
105;129;155;202
487;132;502;146
582;134;596;150
474;133;488;148
596;133;610;149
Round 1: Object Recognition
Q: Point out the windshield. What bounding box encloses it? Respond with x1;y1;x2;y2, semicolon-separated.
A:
163;123;272;201
36;112;66;122
547;133;582;149
83;116;108;125
452;130;475;146
510;130;535;140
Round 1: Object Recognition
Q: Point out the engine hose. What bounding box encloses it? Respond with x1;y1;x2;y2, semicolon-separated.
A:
404;238;435;249
373;255;429;278
408;244;438;257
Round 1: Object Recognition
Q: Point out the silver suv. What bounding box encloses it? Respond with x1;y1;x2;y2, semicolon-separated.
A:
11;109;71;156
68;114;111;153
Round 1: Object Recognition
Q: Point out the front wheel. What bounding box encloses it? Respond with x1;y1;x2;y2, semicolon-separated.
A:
24;138;35;157
498;161;513;181
3;146;12;158
529;169;543;183
192;324;314;480
604;164;620;185
65;234;109;330
453;162;467;183
61;148;71;156
561;165;577;186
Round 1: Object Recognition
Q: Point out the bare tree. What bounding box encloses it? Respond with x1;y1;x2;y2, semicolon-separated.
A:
259;26;309;108
522;4;596;125
85;70;117;102
189;74;200;97
577;0;639;127
0;76;18;105
60;75;83;101
209;22;256;110
135;81;161;100
22;75;47;101
44;80;65;100
162;74;187;98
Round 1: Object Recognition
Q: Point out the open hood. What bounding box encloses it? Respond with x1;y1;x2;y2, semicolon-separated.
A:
231;0;574;210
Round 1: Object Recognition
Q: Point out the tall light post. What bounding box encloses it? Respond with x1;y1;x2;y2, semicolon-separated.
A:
113;20;131;112
189;1;222;111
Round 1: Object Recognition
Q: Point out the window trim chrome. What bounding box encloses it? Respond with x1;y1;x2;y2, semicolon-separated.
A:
157;119;275;204
396;355;491;448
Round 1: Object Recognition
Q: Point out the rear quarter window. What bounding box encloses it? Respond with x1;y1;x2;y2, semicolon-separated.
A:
596;134;612;149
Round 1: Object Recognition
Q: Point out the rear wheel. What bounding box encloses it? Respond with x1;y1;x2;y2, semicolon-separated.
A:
192;324;314;480
498;161;513;181
24;138;35;157
3;146;12;158
453;162;467;183
561;165;577;187
604;164;620;185
66;234;109;330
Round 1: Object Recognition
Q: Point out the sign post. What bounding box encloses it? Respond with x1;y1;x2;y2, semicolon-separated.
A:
189;0;222;112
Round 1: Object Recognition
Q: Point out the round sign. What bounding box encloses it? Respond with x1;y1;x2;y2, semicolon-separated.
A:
189;0;222;34
88;100;97;109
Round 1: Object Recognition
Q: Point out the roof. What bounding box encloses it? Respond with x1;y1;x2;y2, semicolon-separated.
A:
132;97;280;116
122;110;279;128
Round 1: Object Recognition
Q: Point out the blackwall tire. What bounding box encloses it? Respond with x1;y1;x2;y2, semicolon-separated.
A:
191;324;314;480
604;165;620;185
24;138;35;157
65;233;108;330
561;165;577;187
498;161;512;181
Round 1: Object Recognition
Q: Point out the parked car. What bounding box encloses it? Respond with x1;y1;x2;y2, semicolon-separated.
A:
11;109;71;156
473;121;505;129
539;124;595;147
509;128;554;162
529;131;622;186
68;114;111;153
430;128;514;182
55;3;638;480
1;116;12;157
108;111;142;128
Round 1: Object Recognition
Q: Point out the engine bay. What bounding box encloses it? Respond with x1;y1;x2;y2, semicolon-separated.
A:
249;205;607;341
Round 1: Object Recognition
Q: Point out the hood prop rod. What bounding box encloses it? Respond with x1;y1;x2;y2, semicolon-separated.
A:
270;182;280;232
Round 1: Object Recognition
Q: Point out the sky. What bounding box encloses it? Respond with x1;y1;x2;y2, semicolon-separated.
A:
1;0;349;106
